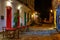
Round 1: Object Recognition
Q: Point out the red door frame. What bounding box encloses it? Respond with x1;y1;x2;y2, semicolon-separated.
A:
6;6;12;30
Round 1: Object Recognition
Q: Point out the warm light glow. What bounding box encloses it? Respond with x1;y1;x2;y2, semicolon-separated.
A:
49;28;54;30
54;9;56;28
6;1;12;6
31;13;35;18
32;14;34;18
17;5;22;10
50;10;53;13
9;0;13;2
31;12;38;19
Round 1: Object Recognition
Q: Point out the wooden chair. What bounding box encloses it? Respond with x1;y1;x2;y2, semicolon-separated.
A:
4;28;16;39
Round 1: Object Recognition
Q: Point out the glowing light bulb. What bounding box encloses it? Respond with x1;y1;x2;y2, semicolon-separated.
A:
17;6;20;10
50;10;53;13
17;5;22;10
6;1;12;6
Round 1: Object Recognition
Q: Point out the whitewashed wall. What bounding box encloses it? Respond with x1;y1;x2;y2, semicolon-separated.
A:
0;0;31;32
0;0;6;32
0;0;19;32
19;4;31;26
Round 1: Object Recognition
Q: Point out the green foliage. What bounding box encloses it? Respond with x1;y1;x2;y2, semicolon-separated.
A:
13;12;19;28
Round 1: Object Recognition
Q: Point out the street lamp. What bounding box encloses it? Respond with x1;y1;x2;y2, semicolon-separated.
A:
50;10;53;13
17;5;22;10
6;0;12;7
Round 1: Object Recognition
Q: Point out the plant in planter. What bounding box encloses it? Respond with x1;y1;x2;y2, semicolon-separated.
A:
13;11;19;28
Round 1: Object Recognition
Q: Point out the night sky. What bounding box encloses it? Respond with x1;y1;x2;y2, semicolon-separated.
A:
34;0;52;19
35;0;52;11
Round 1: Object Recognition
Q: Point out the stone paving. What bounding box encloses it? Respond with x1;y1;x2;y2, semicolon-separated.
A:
0;32;60;40
0;24;59;40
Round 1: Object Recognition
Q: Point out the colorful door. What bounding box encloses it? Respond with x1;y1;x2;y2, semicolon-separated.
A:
56;5;60;31
6;6;12;29
27;13;29;22
24;12;26;26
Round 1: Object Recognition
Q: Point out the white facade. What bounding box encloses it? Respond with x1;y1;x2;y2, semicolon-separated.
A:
0;0;31;32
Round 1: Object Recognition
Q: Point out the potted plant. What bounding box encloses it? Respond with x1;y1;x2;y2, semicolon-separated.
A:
13;11;19;28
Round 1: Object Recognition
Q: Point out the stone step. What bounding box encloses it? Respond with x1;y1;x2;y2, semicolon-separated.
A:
23;29;57;36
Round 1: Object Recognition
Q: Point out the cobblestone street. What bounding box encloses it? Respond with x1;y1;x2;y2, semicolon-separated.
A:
0;33;60;40
0;24;59;40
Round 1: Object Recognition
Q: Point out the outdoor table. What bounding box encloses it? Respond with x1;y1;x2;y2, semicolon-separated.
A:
5;28;16;38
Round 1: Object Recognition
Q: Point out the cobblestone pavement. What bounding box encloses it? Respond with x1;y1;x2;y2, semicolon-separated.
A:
0;24;59;40
20;33;60;40
0;33;59;40
29;24;55;30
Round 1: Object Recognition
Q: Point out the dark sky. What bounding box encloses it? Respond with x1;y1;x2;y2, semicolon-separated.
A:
34;0;52;19
34;0;52;12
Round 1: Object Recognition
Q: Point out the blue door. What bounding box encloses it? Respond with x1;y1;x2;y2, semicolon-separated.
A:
56;6;60;31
